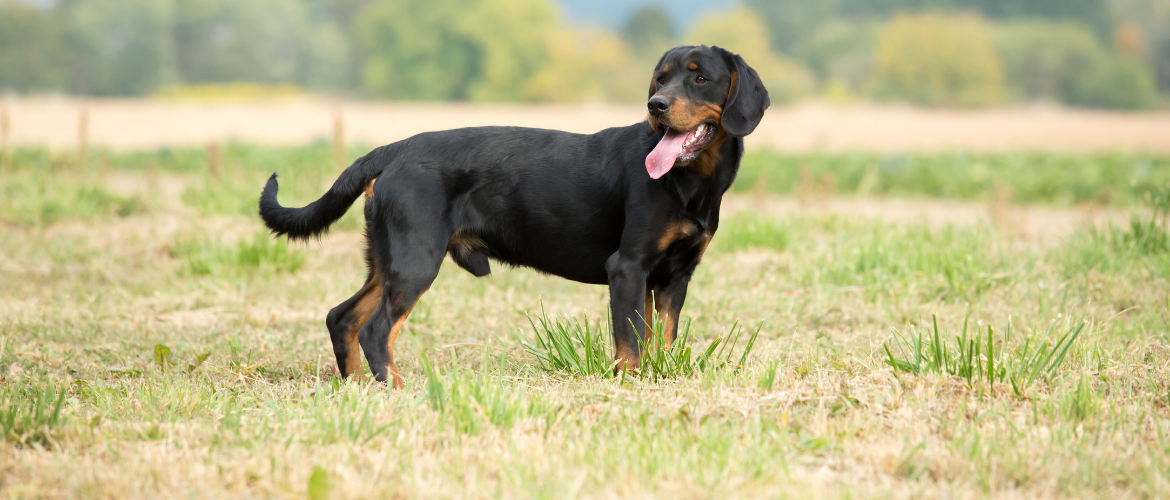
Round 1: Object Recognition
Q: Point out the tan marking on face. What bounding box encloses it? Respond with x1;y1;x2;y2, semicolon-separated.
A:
687;62;698;71
691;129;729;178
663;99;723;132
661;65;671;73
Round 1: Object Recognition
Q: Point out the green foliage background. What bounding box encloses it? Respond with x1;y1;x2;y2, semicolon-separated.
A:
0;0;1165;108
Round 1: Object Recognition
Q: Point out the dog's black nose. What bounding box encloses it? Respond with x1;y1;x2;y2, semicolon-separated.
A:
647;96;670;116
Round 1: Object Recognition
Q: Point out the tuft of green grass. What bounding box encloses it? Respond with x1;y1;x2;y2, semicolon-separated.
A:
1;382;68;447
520;305;759;380
884;314;1088;397
172;231;306;277
519;305;613;376
636;313;760;381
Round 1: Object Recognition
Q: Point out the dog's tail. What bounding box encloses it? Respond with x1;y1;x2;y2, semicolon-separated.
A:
258;146;389;241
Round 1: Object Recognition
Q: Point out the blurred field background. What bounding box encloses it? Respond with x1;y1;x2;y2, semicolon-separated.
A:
2;0;1170;499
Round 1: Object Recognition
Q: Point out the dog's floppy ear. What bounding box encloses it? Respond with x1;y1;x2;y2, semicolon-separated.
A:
716;47;770;137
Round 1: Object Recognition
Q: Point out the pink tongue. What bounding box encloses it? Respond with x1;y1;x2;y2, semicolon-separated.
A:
646;129;694;179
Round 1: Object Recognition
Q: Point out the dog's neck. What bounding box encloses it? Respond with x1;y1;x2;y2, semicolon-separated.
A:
666;136;742;215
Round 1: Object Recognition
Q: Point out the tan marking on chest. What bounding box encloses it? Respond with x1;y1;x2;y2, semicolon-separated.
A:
657;220;702;252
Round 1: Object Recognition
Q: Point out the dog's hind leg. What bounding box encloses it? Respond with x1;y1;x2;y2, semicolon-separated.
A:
325;273;382;377
358;232;446;388
321;178;385;378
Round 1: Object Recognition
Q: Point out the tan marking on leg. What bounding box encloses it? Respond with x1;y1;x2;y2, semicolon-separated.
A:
661;314;677;345
385;294;425;390
645;290;655;329
344;279;382;377
363;178;376;198
643;289;678;346
614;343;640;374
654;296;676;345
386;313;409;389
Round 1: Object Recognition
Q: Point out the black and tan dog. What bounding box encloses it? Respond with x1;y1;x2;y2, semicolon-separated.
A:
259;45;769;387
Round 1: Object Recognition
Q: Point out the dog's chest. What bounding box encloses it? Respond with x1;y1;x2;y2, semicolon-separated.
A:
651;213;712;275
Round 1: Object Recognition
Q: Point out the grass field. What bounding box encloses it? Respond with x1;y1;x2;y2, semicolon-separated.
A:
1;146;1169;498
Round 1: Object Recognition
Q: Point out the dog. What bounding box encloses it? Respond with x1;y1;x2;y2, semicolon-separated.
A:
259;45;769;388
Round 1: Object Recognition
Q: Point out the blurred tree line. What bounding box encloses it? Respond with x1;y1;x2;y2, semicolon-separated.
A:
746;0;1167;108
0;0;1165;109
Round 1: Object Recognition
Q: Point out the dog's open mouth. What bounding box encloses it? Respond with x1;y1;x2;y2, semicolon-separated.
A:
645;121;718;179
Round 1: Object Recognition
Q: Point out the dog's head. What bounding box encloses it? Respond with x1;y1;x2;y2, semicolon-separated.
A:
645;45;769;179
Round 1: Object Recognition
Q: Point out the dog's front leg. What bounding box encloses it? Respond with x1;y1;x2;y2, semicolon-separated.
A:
606;251;649;372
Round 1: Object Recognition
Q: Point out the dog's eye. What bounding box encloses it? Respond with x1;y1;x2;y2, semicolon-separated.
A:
695;76;707;83
656;77;665;85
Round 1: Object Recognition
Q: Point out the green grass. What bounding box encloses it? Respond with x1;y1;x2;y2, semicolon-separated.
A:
736;150;1170;206
883;314;1087;397
422;358;550;435
519;307;613;376
0;169;144;226
1;148;1168;498
519;306;759;380
3;147;1169;230
0;382;68;447
171;231;306;277
806;221;1008;300
1062;189;1170;278
712;212;791;252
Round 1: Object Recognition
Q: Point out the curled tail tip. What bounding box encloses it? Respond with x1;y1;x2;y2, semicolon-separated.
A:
258;174;284;226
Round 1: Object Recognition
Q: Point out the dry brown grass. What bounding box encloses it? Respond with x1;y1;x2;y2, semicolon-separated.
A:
5;98;1170;152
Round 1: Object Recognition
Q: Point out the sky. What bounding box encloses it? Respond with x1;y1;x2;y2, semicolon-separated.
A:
552;0;735;32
